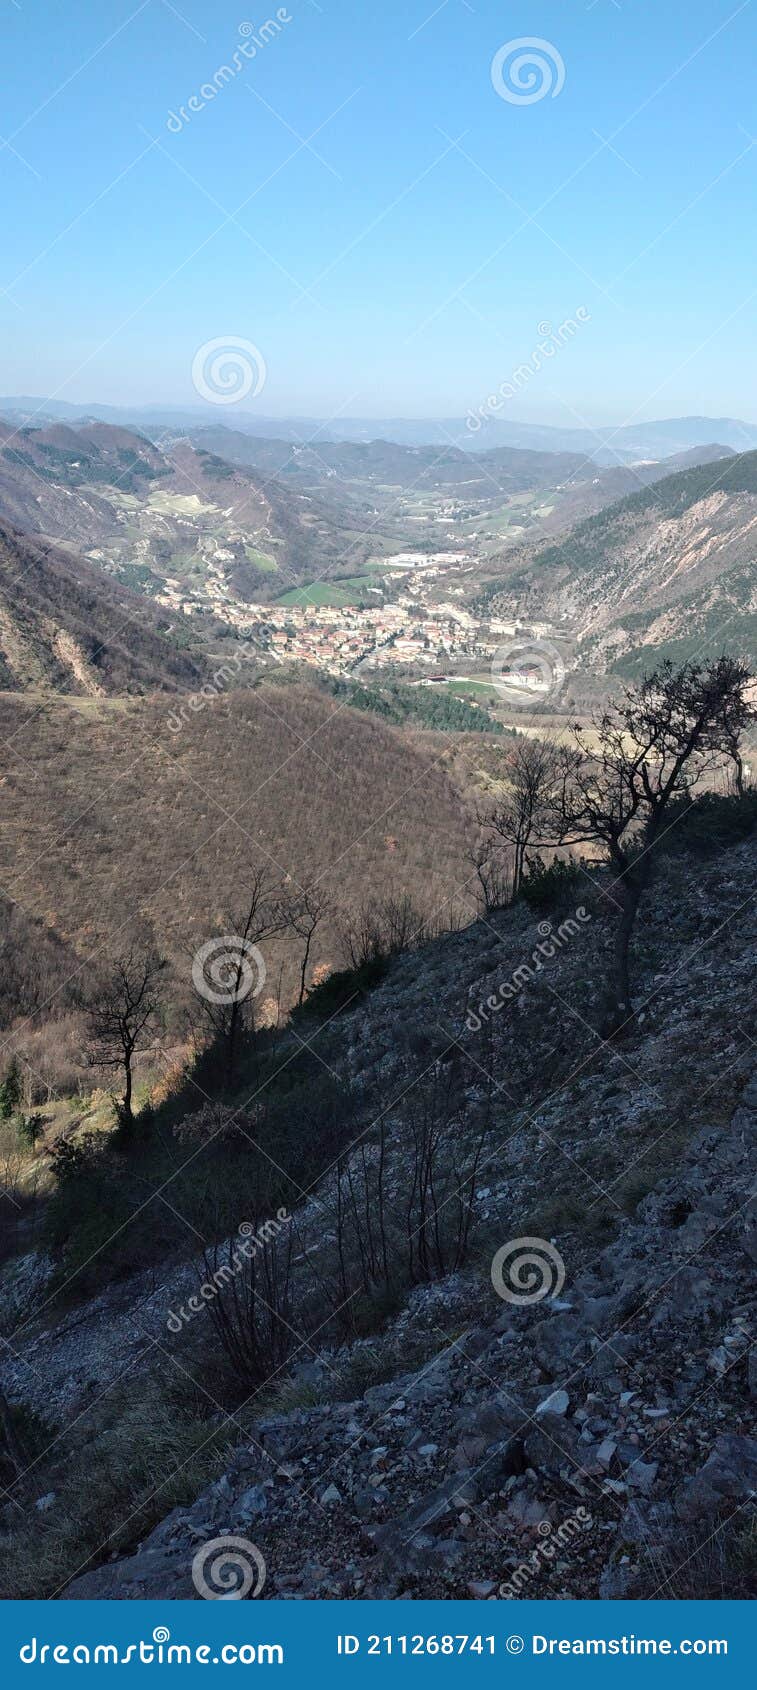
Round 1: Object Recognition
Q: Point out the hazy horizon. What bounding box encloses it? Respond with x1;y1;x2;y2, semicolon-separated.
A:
4;393;757;434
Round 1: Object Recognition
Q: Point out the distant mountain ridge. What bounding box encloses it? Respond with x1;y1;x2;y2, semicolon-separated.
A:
2;398;756;463
0;418;404;596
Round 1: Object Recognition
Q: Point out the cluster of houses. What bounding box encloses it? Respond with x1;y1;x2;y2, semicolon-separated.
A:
152;540;559;682
251;597;484;674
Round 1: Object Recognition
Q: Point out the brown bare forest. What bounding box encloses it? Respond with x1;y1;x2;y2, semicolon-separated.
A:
0;682;476;1018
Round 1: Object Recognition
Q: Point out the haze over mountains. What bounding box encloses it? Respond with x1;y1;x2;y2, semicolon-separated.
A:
3;397;757;461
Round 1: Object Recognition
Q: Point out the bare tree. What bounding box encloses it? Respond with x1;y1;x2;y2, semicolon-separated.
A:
465;832;512;913
286;886;332;1007
192;868;290;1088
88;946;166;1136
479;735;564;902
549;657;753;1034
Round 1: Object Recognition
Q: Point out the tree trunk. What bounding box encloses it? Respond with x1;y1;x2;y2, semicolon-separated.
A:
225;999;240;1091
298;932;313;1007
603;877;643;1037
0;1389;28;1482
121;1054;134;1134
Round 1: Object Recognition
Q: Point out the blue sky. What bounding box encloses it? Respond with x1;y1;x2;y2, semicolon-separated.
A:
1;0;755;421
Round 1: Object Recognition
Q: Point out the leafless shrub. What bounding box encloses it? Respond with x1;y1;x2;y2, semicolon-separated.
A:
329;1050;495;1325
172;1102;242;1146
403;1063;492;1282
200;1211;295;1391
340;892;429;969
466;834;513;913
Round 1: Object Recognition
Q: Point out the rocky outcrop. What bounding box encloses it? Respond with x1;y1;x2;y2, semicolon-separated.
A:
65;1046;757;1600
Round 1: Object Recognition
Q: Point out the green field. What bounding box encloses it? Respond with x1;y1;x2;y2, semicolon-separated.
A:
245;546;278;572
446;677;497;695
276;577;374;608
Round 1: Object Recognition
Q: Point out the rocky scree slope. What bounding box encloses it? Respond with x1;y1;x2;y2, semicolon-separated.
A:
2;833;755;1600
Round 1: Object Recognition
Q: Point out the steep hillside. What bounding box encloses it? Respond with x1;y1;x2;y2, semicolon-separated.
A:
0;522;205;695
1;813;754;1600
486;451;757;674
0;420;168;546
0;683;474;995
528;443;736;537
